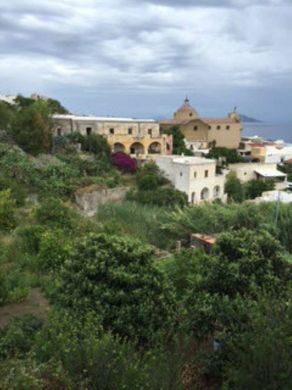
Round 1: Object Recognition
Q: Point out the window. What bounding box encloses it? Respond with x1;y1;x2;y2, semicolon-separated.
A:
86;127;92;135
226;125;230;130
148;128;152;135
57;128;62;136
205;170;208;178
189;113;193;117
180;172;183;177
208;125;211;130
194;171;197;178
217;125;221;130
128;128;132;135
193;126;198;131
109;128;115;134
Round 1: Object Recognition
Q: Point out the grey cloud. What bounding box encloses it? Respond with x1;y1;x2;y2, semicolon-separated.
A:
0;0;291;121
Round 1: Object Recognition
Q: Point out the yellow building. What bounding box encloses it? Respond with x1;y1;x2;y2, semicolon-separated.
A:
160;98;242;150
53;114;172;156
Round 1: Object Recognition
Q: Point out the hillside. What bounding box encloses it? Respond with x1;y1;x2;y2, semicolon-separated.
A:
0;98;291;389
239;114;262;123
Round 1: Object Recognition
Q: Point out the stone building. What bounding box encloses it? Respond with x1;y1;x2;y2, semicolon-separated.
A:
160;98;242;150
229;162;287;190
53;114;172;156
154;155;227;204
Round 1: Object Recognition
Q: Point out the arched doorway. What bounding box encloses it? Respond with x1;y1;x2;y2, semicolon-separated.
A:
113;142;126;153
191;192;196;204
130;142;145;155
200;187;209;201
213;185;220;198
148;142;161;154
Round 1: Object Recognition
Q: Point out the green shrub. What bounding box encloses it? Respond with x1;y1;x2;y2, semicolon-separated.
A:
34;310;185;389
56;233;177;344
96;202;171;249
0;190;16;230
15;225;46;255
0;315;43;360
35;198;74;229
38;230;72;272
81;134;111;160
244;179;275;199
128;187;188;208
0;176;26;206
0;271;8;306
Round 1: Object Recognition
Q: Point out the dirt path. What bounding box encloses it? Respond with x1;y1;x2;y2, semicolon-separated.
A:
0;287;50;329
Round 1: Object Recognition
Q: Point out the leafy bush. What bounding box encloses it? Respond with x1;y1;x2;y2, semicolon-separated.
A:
0;176;26;206
111;152;137;173
244;179;275;199
128;187;188;208
37;231;72;272
15;225;46;255
207;147;244;164
10;101;52;155
96;202;171;249
0;315;43;360
56;233;177;344
81;134;111;160
35;198;74;229
225;172;244;202
0;190;16;230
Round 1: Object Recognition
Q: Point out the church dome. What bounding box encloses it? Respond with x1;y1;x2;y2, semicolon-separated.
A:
174;97;199;120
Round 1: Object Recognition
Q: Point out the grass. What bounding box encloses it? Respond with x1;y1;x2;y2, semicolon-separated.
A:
96;201;173;249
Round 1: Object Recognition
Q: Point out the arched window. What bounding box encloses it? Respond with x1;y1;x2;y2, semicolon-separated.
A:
213;185;220;198
191;192;196;204
148;142;161;154
130;142;145;155
113;142;126;153
201;187;209;200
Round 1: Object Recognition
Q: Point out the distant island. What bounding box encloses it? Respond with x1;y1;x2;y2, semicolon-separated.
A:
239;114;262;123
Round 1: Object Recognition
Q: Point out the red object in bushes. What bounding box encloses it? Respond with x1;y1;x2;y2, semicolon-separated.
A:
111;152;137;173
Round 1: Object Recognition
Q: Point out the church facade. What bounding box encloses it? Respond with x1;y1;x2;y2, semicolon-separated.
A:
160;98;242;150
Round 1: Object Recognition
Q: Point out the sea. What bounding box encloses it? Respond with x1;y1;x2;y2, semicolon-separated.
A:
242;122;292;144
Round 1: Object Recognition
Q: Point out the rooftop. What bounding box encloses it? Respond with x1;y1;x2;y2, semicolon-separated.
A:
53;114;157;123
156;155;214;165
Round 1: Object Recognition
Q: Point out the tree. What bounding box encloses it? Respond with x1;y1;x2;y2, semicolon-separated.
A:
11;101;53;155
244;179;274;199
162;126;193;155
56;233;177;344
0;102;14;131
81;134;111;161
225;172;244;202
207;147;244;164
223;298;292;390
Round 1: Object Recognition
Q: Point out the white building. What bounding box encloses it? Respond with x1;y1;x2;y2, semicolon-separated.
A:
154;155;227;204
229;163;287;190
0;95;16;105
254;190;292;204
265;144;292;164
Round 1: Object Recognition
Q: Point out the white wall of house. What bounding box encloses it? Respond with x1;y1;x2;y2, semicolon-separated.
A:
155;155;227;203
265;146;292;164
229;163;287;190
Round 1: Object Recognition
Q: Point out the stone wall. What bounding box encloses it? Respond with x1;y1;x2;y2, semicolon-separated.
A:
75;185;128;216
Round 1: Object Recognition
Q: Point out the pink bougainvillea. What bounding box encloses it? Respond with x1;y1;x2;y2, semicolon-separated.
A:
111;152;137;173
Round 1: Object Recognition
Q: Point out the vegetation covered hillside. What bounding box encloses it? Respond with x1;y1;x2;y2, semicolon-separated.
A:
0;97;291;389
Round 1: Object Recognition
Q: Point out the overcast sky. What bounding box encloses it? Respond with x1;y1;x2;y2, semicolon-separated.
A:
1;0;292;121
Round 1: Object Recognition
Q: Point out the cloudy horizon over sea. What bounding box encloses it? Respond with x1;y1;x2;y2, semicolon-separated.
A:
242;122;292;144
